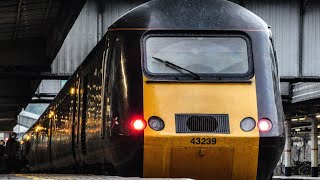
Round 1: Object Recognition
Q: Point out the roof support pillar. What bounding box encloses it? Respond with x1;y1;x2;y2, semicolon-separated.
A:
310;116;318;177
284;119;292;176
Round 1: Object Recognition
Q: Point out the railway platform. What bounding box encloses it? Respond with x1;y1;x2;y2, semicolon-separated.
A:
273;176;320;180
0;174;193;180
2;175;320;180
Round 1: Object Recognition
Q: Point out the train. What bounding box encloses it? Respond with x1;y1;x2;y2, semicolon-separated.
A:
22;0;285;179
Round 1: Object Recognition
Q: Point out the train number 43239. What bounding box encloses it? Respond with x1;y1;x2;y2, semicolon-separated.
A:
190;138;216;145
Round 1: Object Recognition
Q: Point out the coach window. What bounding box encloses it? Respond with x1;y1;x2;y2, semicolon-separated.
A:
143;35;252;80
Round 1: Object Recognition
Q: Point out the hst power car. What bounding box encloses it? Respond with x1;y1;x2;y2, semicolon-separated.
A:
22;0;285;179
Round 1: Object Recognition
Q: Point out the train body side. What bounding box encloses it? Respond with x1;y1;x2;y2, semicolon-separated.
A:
23;39;108;172
23;35;144;175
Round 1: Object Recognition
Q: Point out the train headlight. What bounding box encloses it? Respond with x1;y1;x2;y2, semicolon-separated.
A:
258;118;273;132
148;116;165;131
240;117;256;132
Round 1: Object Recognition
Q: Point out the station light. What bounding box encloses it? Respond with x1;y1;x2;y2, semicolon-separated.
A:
258;118;272;132
298;117;305;121
317;115;320;118
291;118;298;122
295;129;301;132
132;119;147;131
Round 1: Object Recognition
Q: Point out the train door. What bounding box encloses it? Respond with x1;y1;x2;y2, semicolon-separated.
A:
34;127;40;170
101;37;117;166
27;129;39;171
72;72;89;165
48;114;53;167
72;74;82;165
80;74;89;157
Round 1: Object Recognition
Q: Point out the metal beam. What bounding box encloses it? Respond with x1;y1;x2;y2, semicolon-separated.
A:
0;111;18;116
15;123;30;129
17;113;38;128
39;73;70;80
0;122;15;131
12;0;23;39
42;0;53;25
281;77;320;83
284;104;320;113
298;0;306;77
0;71;70;80
34;93;57;98
0;66;49;74
0;38;48;67
0;80;33;96
29;99;53;104
0;96;28;101
0;118;16;122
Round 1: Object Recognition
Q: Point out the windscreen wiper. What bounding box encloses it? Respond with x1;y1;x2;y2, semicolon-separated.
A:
152;57;201;80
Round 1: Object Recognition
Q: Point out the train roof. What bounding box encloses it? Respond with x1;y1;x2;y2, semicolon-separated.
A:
109;0;268;31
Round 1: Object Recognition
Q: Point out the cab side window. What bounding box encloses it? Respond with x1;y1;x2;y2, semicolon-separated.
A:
269;39;280;90
269;39;284;121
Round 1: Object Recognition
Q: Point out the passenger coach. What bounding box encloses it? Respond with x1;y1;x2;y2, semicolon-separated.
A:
22;0;285;179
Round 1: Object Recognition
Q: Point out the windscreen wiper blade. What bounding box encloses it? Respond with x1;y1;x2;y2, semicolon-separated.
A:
152;57;201;80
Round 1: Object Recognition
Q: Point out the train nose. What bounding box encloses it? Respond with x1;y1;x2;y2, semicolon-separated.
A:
170;147;234;180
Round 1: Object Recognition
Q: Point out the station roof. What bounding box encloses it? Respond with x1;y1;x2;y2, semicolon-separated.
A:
0;0;86;131
0;0;60;40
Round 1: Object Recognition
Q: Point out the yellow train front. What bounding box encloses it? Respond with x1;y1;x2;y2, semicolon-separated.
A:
109;0;285;179
21;0;285;179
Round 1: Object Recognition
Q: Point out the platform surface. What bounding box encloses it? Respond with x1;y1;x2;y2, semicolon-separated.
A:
3;174;320;180
273;176;320;180
0;174;193;180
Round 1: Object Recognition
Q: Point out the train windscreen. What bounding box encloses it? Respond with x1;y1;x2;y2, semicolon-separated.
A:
143;35;251;79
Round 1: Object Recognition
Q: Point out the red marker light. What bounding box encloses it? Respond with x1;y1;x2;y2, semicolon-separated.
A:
258;118;272;132
132;119;147;131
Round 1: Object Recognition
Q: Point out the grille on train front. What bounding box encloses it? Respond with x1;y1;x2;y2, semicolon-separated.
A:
175;114;230;133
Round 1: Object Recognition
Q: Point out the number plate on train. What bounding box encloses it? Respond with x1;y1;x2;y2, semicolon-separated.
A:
190;138;216;145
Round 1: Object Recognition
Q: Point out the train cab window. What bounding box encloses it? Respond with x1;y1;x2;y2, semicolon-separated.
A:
143;35;252;80
269;39;283;120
